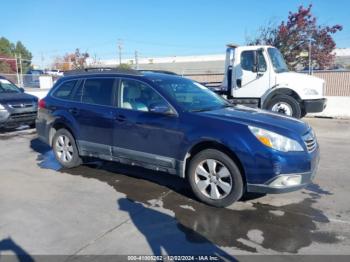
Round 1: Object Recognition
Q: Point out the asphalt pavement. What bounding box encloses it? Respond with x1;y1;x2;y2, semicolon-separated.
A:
0;118;349;260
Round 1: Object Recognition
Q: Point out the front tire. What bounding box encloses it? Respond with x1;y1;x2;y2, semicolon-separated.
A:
187;149;244;207
266;95;301;118
52;128;82;168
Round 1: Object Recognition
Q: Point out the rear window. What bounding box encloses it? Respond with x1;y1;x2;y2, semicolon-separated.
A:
81;78;115;106
52;80;77;99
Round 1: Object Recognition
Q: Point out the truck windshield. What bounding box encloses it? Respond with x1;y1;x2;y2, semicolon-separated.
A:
0;79;21;93
268;48;289;73
150;76;230;112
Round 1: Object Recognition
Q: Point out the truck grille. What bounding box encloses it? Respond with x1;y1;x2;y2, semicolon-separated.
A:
303;130;317;153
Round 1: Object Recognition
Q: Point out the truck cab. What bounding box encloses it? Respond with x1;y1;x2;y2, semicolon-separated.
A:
219;44;327;118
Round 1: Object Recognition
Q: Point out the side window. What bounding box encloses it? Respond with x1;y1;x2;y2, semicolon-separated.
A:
241;51;255;71
71;81;84;102
52;80;77;100
258;51;267;72
120;79;169;112
82;78;115;106
241;50;267;72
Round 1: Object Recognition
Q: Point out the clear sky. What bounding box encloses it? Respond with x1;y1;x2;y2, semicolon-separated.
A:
1;0;349;67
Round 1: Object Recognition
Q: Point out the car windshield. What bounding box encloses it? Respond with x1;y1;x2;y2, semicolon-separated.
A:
150;76;230;112
0;79;21;93
268;48;289;73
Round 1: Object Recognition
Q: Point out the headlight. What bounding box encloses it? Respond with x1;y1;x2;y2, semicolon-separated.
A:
248;126;303;152
303;88;319;95
0;103;6;110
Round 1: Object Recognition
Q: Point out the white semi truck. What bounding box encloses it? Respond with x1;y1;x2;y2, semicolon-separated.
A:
212;44;327;118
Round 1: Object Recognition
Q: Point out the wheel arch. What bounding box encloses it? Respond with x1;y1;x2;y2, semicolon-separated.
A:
183;140;247;187
262;87;302;109
49;120;78;148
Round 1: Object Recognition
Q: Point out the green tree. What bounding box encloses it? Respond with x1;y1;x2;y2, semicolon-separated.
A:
0;37;14;56
0;36;33;73
14;41;33;73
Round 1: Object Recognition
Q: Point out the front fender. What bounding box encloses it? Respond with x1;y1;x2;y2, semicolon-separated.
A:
261;86;303;108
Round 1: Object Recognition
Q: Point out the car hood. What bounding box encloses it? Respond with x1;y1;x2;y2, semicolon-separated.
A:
0;92;38;104
200;105;310;136
275;72;324;94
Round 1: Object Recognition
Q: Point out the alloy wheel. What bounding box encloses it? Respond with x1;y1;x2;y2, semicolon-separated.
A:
194;159;233;200
55;135;74;163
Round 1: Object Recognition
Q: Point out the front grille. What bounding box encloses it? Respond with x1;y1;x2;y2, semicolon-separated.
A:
8;103;35;109
303;130;317;153
9;111;37;121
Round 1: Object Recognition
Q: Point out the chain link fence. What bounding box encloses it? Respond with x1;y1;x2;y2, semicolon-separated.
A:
0;73;59;88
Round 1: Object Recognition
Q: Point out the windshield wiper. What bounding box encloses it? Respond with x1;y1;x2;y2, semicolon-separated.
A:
190;105;232;112
190;107;215;112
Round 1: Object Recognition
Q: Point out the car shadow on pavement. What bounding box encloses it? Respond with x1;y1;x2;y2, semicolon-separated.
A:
117;198;234;258
30;138;341;254
0;238;34;262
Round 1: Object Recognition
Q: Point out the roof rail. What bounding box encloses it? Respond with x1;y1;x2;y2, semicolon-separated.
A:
64;67;142;76
138;69;178;75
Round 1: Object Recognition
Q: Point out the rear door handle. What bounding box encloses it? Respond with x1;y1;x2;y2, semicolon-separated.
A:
116;114;126;122
69;108;79;115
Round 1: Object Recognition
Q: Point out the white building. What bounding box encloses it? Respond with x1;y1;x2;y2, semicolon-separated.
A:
86;48;350;74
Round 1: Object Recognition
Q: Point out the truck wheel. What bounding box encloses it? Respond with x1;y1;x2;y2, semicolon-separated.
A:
187;149;244;207
52;128;82;168
266;95;301;118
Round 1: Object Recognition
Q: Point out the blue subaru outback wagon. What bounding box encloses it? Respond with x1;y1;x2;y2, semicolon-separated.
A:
36;69;319;207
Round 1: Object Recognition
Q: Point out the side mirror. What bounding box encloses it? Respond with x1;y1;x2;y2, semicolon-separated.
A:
149;103;174;115
19;87;25;93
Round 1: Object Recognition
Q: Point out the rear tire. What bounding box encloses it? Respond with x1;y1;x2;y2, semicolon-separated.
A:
266;95;301;118
52;128;82;168
187;149;244;207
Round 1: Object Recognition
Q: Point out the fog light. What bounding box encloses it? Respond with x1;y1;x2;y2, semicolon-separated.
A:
0;110;9;120
269;175;302;188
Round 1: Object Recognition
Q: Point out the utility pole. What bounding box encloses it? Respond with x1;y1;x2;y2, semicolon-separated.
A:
19;54;23;87
14;54;20;86
41;52;44;69
308;39;312;75
117;39;123;65
134;50;139;70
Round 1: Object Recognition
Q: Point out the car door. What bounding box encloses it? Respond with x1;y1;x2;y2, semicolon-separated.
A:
233;49;270;98
112;78;183;172
67;77;117;158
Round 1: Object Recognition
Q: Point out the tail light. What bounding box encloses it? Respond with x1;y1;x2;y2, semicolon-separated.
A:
38;99;46;109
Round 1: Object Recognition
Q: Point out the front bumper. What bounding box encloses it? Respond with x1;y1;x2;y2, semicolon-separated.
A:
0;110;37;128
303;98;327;113
247;149;319;194
247;171;316;193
